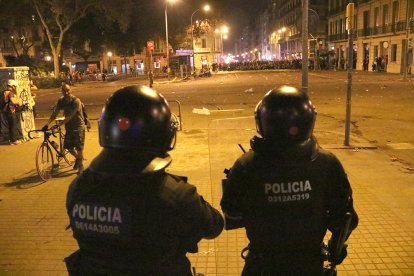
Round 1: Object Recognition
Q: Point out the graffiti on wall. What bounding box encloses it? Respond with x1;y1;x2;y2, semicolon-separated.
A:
0;67;35;140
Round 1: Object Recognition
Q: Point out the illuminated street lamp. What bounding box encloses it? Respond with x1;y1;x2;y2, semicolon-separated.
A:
216;25;229;64
278;26;292;59
191;4;210;72
45;55;52;62
270;31;281;60
165;0;178;76
107;51;112;73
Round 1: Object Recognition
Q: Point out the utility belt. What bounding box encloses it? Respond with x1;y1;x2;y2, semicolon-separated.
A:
241;244;326;275
242;243;325;262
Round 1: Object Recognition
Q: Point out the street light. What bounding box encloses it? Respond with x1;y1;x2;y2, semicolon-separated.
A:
107;51;112;73
216;25;229;64
270;32;280;60
309;34;318;71
403;0;413;80
191;4;210;73
404;17;413;80
308;8;321;71
278;26;291;59
165;0;178;76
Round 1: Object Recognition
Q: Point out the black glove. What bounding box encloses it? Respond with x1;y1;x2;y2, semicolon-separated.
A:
328;240;348;265
41;125;48;131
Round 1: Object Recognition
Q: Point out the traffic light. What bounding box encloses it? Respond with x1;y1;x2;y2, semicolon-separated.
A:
409;39;413;48
346;3;355;30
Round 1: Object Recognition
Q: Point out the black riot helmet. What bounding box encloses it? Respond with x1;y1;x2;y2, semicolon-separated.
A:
255;85;316;145
98;85;177;154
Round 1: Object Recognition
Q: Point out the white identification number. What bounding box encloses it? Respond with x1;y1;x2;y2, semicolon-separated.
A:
268;193;310;203
75;221;120;235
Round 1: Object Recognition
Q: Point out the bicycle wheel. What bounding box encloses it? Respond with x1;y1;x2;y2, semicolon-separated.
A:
62;149;76;166
35;143;54;181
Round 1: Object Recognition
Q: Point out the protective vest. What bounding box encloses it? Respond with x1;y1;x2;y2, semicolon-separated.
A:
66;152;223;275
221;137;357;271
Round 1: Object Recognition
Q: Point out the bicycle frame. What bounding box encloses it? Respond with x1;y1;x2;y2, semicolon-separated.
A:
30;125;64;157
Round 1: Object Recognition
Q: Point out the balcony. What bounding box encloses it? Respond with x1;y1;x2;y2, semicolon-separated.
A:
328;33;348;42
358;21;409;37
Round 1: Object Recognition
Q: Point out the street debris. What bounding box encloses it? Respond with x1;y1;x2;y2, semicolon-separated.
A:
244;88;254;93
198;248;216;256
192;107;210;115
192;107;244;115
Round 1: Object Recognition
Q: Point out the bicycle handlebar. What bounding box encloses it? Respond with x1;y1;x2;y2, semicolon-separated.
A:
28;126;60;139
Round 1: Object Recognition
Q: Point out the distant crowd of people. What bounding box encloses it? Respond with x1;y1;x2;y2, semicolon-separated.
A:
215;58;347;72
214;55;391;73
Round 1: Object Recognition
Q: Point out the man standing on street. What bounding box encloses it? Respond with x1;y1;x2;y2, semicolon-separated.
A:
42;83;86;173
65;86;223;275
221;85;358;275
2;79;23;145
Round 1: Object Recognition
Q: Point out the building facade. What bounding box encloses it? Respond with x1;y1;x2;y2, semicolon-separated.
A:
328;0;414;73
234;0;329;62
191;19;225;69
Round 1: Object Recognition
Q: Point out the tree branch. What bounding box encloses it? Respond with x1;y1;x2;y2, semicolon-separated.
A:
32;0;56;52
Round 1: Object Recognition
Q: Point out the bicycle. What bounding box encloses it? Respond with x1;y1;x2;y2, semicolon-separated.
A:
29;118;76;181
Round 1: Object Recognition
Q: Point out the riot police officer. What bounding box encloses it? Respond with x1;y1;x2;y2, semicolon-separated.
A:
65;85;224;275
220;85;358;275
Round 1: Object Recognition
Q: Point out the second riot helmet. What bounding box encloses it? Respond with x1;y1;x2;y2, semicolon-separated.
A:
98;85;177;154
255;85;316;145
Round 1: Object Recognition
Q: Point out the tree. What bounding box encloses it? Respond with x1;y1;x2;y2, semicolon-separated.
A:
64;14;106;63
31;0;133;77
0;1;39;58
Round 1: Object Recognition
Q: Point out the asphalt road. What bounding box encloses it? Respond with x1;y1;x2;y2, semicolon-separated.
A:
34;70;414;168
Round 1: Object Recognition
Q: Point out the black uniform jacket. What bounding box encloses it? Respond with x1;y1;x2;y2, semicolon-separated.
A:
66;149;224;275
221;137;358;262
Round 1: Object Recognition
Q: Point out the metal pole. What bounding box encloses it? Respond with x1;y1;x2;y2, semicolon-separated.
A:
344;3;354;146
302;0;309;94
165;4;169;77
308;8;320;71
309;35;317;71
149;51;154;87
287;36;289;59
315;39;318;71
404;25;409;80
278;42;281;60
403;0;411;80
221;32;223;64
191;20;194;74
191;9;199;74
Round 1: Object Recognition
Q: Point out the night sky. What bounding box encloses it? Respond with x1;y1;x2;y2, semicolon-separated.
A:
160;0;269;45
